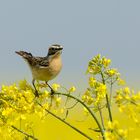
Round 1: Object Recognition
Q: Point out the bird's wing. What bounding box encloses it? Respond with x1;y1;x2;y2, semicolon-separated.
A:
15;51;49;67
34;57;49;67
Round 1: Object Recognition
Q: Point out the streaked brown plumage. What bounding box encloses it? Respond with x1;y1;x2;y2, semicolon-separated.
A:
16;44;63;97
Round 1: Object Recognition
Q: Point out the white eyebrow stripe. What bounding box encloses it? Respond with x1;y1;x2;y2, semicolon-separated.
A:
52;46;60;49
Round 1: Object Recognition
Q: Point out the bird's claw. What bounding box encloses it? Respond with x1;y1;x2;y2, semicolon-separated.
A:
51;89;55;95
34;90;39;97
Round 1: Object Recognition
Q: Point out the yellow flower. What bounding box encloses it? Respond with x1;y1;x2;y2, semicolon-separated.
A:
55;97;61;106
52;83;60;91
123;87;130;94
19;80;27;89
117;78;126;85
106;69;118;77
105;132;115;140
107;121;113;130
132;92;140;100
96;54;101;59
87;97;94;105
89;77;96;87
95;83;107;96
115;94;123;103
118;129;128;138
119;105;125;112
60;107;65;114
20;115;26;120
69;86;76;93
125;95;130;100
19;79;31;90
106;120;119;131
43;103;49;109
2;108;13;116
44;90;50;98
38;110;46;119
102;57;111;68
93;66;101;74
82;91;94;105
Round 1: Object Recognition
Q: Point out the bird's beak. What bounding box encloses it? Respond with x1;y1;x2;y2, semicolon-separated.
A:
15;51;22;56
58;46;63;50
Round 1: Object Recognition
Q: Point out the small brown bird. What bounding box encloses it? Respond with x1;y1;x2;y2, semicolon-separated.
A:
15;44;63;97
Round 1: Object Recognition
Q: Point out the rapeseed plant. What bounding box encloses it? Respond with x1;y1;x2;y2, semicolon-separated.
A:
0;54;139;140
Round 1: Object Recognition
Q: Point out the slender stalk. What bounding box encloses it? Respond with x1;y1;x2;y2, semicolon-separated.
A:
98;105;105;130
101;72;113;122
11;125;38;140
37;102;93;140
52;92;105;140
109;78;113;105
105;94;112;121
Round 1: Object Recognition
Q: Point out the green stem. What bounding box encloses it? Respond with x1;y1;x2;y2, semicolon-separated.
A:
98;105;105;130
101;72;113;122
105;94;112;122
37;102;94;140
53;92;105;140
109;79;113;105
11;125;38;140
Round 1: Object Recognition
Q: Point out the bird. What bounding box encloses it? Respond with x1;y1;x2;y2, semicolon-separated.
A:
15;44;63;97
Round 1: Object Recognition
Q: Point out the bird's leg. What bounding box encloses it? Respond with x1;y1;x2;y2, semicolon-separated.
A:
45;81;55;95
45;81;54;109
32;79;39;97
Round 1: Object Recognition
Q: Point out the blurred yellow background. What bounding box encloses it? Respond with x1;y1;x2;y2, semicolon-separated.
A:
24;106;140;140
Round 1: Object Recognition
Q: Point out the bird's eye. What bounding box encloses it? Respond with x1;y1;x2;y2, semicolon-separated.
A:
50;48;54;51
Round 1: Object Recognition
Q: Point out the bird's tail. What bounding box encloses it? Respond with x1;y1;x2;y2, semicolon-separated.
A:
15;51;33;59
